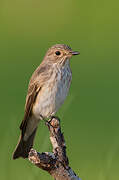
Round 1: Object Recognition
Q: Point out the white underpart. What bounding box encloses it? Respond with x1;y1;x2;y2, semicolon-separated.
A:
33;59;72;119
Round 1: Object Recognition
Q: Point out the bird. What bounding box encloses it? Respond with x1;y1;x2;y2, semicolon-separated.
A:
13;44;80;159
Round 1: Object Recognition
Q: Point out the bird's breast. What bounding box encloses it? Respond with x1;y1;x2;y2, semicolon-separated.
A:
55;63;72;111
33;61;72;118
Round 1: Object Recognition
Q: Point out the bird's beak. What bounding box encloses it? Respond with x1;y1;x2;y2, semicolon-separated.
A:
70;51;80;55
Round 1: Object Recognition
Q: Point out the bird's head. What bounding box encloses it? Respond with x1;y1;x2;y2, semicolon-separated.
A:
44;44;80;65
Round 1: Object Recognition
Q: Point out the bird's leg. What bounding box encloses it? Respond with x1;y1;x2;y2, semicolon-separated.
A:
41;114;60;127
50;116;60;121
40;115;51;125
47;116;60;126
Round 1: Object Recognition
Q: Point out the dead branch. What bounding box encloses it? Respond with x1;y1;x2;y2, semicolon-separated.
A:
28;117;81;180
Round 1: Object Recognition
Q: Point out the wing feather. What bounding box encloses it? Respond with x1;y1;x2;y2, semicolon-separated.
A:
19;62;52;136
20;83;41;136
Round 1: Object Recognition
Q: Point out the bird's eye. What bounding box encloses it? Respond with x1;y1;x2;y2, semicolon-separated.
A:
55;51;61;56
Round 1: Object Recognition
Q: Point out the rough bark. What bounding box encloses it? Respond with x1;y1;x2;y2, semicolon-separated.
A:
28;117;81;180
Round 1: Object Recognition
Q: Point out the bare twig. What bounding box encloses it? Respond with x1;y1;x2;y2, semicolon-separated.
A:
28;117;81;180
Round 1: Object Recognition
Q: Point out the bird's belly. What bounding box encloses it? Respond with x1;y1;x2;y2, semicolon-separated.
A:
55;76;71;112
33;63;72;119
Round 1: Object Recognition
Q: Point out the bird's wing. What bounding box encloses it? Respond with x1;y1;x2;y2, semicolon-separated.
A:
20;82;41;136
19;62;52;136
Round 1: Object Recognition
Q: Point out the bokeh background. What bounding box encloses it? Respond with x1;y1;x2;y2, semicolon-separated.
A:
0;0;118;180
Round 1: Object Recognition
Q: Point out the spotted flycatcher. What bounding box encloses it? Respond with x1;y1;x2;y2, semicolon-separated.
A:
13;44;80;159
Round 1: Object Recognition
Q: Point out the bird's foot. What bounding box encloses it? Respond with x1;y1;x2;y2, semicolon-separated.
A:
42;116;60;127
49;116;60;121
48;116;60;126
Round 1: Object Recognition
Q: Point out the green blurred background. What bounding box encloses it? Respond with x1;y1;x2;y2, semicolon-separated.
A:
0;0;118;179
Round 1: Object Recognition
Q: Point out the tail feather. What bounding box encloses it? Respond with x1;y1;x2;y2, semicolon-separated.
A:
13;128;37;159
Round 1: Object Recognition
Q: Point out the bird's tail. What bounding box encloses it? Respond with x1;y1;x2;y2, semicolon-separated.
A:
13;128;37;159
